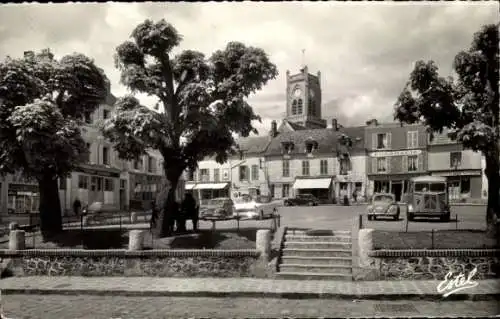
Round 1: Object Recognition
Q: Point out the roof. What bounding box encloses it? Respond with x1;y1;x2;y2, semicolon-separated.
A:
235;136;270;155
265;128;342;156
339;126;366;153
411;176;447;183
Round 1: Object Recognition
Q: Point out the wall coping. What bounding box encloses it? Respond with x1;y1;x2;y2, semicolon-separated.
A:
369;249;500;258
0;249;260;258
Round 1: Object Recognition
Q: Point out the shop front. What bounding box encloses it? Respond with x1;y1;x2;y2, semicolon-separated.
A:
193;182;230;205
292;177;334;203
430;170;482;200
369;173;426;202
7;183;39;214
334;174;365;203
72;164;121;210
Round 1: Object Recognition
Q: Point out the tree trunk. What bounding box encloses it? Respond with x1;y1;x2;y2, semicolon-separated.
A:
153;166;182;238
484;153;500;238
38;174;63;240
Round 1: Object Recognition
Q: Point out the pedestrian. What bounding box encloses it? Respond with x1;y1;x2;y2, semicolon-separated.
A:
73;198;81;216
352;189;358;203
182;193;198;232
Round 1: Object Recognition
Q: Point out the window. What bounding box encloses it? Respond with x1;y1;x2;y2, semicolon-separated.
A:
78;175;88;189
251;165;259;181
375;133;389;149
305;141;317;154
85;143;91;163
302;160;310;176
339;155;351;175
297;99;303;114
282;143;294;154
407;155;418;172
102;147;109;165
377;157;387;173
103;109;110;120
90;176;97;191
320;160;328;175
97;177;103;191
407;131;418;149
292;100;297;115
461;177;471;194
282;184;290;198
213;168;220;182
133;160;140;170
200;169;209;182
104;178;114;191
270;184;275;198
120;179;126;189
282;160;290;177
239;166;248;181
450;152;462;168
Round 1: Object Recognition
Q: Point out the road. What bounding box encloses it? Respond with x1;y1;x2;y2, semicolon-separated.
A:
193;204;486;232
1;294;498;318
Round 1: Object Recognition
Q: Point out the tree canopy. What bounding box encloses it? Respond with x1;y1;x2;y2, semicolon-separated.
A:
394;24;499;227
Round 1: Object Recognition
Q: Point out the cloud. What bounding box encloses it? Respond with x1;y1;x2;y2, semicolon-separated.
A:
0;2;498;136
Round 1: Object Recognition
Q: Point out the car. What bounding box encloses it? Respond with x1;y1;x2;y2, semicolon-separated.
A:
233;195;280;220
284;194;319;206
405;176;451;222
199;197;234;219
83;202;121;222
366;193;400;221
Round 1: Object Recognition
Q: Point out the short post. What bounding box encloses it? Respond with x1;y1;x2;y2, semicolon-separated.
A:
128;230;145;251
130;212;138;224
9;230;26;250
256;229;271;261
359;214;363;230
358;228;374;268
405;217;409;232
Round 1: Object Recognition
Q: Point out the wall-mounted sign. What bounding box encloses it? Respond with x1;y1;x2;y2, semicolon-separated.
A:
370;149;422;158
432;170;481;177
222;169;229;181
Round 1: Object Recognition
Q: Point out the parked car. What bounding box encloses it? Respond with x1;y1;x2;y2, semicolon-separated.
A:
233;195;280;220
284;194;319;206
404;176;450;222
83;202;121;222
366;193;400;221
199;197;234;219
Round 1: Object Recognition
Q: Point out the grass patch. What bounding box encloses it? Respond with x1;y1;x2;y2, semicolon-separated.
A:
373;229;499;250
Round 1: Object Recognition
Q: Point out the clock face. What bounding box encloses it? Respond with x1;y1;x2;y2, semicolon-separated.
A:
293;88;302;97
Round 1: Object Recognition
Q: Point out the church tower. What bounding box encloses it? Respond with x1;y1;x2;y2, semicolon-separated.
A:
285;66;326;129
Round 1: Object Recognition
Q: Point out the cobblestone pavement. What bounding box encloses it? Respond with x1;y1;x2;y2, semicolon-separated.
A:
1;294;498;318
1;277;499;297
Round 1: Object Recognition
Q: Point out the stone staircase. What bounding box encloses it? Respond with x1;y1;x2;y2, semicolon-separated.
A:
276;228;353;280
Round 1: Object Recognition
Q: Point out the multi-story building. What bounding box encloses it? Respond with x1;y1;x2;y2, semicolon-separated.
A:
365;121;428;201
428;130;483;201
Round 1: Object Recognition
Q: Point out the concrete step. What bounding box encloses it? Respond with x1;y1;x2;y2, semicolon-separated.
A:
281;256;353;266
286;229;351;236
282;248;352;258
279;264;352;275
276;272;353;281
285;235;351;243
284;241;352;250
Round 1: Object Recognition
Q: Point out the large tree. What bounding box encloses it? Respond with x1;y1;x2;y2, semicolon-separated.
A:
102;19;278;237
394;24;499;235
0;49;109;238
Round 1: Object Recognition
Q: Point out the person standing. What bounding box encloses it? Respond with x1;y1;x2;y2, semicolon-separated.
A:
182;193;198;232
352;189;358;203
73;198;81;216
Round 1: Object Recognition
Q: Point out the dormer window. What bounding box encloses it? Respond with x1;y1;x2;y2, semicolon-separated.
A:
305;140;318;154
281;142;294;154
239;150;244;160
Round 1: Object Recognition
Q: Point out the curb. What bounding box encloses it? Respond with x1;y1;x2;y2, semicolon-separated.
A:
1;288;499;301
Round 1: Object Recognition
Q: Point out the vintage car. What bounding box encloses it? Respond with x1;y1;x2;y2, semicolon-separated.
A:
82;202;121;222
404;176;451;222
366;193;400;221
283;194;320;206
233;195;280;220
199;197;234;219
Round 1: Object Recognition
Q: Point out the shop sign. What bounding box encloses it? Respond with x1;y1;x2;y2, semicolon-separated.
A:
76;166;120;178
370;150;422;158
432;170;481;177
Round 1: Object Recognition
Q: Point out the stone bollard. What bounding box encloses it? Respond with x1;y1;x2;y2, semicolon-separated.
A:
9;222;19;231
128;230;145;251
130;212;138;224
358;228;374;268
9;230;26;250
256;229;271;261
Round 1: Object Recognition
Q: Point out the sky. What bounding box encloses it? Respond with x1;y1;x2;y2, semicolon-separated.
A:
0;2;498;136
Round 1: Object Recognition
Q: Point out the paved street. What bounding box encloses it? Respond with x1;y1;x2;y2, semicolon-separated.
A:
1;294;498;318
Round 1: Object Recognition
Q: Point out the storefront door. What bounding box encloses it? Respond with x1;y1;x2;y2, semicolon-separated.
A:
391;181;403;202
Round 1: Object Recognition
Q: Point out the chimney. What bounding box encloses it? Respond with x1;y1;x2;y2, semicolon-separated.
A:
269;120;278;138
332;118;338;131
24;51;35;61
317;71;321;86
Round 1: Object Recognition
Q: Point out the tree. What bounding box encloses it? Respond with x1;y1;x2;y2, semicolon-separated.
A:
102;19;278;237
394;24;499;235
0;49;109;238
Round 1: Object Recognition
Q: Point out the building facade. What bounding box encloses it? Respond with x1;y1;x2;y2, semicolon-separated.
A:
428;131;483;200
365;122;428;201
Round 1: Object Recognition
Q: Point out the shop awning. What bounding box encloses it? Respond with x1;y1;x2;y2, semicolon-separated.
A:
293;178;332;189
185;184;196;190
194;183;229;190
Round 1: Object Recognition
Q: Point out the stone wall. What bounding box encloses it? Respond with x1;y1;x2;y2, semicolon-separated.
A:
370;249;500;281
0;249;272;278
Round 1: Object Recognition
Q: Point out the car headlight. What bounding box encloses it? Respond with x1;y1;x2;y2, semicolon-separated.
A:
408;204;414;212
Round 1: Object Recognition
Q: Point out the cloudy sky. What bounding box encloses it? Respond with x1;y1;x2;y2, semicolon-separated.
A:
0;2;498;135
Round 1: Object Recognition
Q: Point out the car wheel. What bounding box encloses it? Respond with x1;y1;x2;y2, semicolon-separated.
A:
284;201;289;206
